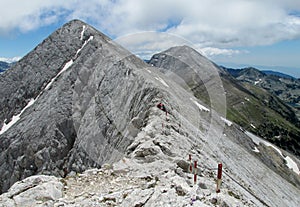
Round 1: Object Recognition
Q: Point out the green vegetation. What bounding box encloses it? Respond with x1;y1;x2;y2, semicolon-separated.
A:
192;73;300;157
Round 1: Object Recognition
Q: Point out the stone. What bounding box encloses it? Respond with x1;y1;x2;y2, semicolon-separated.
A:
175;185;186;196
176;159;190;173
0;175;63;206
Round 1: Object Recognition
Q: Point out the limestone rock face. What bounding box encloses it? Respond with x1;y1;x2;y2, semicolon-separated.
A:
0;19;158;193
0;20;300;207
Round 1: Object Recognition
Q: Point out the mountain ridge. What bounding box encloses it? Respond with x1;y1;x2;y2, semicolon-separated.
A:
225;66;300;118
0;20;300;206
150;48;300;159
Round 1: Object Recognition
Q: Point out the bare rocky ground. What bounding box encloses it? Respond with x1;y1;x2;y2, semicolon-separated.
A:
1;20;300;207
2;106;299;207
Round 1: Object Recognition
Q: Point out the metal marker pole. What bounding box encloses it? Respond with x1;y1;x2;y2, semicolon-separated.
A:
189;155;192;172
216;163;222;193
194;161;197;184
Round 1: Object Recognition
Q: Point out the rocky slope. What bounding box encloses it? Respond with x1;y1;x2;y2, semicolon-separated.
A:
0;19;154;193
0;20;300;207
1;105;300;206
226;67;300;117
149;49;300;158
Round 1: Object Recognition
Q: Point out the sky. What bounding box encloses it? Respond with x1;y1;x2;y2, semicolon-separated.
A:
0;0;300;77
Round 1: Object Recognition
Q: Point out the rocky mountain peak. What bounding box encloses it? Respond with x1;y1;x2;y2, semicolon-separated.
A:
0;18;148;193
0;20;300;206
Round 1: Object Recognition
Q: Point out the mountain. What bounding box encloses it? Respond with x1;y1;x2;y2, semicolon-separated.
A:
263;70;296;79
150;47;300;159
0;20;300;206
0;61;11;74
226;67;300;117
0;19;146;193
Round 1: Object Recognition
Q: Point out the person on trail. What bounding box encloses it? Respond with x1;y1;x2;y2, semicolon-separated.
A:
157;102;167;113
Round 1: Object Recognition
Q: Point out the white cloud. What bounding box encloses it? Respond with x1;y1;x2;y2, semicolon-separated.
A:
199;47;246;58
114;31;191;59
0;0;300;58
0;56;21;63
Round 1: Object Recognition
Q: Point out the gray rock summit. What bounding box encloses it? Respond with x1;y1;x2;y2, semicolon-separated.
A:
0;20;300;206
0;19;155;193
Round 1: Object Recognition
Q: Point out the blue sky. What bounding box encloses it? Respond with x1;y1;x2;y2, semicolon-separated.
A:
0;0;300;78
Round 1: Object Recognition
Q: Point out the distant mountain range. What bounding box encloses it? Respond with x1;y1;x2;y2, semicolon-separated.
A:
150;51;300;158
223;67;297;79
263;70;297;79
0;61;11;74
224;67;300;116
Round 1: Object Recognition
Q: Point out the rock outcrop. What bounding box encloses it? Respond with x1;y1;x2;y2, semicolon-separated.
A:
0;20;300;207
0;175;63;206
0;19;158;193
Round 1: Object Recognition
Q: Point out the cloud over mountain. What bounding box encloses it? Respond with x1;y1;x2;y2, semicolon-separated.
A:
1;0;300;48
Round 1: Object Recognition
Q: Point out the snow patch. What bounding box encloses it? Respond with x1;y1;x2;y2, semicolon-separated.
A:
254;79;261;85
250;124;256;129
190;98;210;112
47;35;93;91
45;60;73;90
285;157;300;174
0;98;35;134
245;131;300;174
76;36;94;56
1;58;74;134
253;147;260;153
155;77;169;87
80;25;86;40
221;117;232;126
0;35;94;135
244;97;250;102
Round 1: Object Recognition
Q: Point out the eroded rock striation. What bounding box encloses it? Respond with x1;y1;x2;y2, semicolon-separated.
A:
0;20;300;207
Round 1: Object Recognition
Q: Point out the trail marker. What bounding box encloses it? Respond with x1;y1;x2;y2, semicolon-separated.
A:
189;154;192;172
194;161;198;184
216;163;222;193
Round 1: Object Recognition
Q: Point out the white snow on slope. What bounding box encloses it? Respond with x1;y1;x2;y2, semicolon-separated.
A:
76;36;94;56
155;76;169;87
45;59;74;90
0;35;94;135
253;147;260;153
221;117;232;126
80;25;86;40
0;58;74;135
0;98;35;135
245;131;300;174
254;79;262;85
190;98;210;112
44;35;94;91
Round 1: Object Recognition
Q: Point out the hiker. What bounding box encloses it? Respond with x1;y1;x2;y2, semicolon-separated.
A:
157;102;167;113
